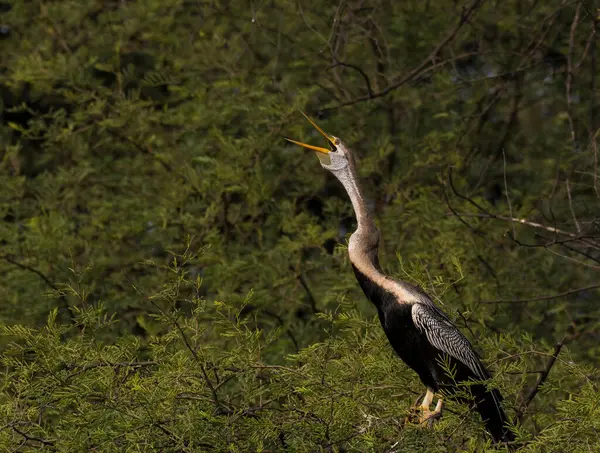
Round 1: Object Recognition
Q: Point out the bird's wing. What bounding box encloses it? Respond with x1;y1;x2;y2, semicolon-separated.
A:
411;302;489;380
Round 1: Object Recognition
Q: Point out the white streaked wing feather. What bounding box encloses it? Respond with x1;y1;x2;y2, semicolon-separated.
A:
411;303;489;380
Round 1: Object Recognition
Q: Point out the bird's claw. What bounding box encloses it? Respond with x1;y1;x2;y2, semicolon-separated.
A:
418;407;443;427
417;390;443;427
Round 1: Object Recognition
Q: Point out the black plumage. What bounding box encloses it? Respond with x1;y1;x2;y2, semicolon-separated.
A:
353;264;513;443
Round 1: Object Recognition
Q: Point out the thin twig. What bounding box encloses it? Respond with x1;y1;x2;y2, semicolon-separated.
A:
448;212;579;237
565;179;581;232
480;283;600;304
321;0;484;111
298;273;320;314
65;361;157;378
573;28;595;71
544;246;600;270
448;167;493;216
104;127;203;198
590;128;600;198
123;271;224;411
515;341;563;423
1;256;58;290
0;255;76;323
10;425;55;447
442;178;490;240
502;149;516;239
557;239;600;263
566;3;582;143
590;15;598;168
328;61;373;98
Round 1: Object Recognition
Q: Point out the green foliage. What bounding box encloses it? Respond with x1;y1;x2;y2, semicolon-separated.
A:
0;0;599;451
2;256;600;451
2;255;598;451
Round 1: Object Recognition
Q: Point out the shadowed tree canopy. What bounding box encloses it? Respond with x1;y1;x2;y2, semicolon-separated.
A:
0;0;599;451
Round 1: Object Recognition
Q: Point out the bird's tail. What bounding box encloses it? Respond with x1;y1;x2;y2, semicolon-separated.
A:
474;386;515;444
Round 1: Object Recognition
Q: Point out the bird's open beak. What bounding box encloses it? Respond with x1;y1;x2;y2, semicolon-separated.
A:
284;111;336;154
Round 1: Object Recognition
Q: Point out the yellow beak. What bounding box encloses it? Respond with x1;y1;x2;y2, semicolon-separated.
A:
285;111;336;154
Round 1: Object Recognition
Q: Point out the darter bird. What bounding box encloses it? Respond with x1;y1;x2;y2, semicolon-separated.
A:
285;113;514;444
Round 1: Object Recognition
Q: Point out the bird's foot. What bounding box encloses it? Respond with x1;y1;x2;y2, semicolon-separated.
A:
418;404;443;427
418;390;443;427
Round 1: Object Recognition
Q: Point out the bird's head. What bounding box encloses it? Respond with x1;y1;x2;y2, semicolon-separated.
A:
285;112;352;174
285;112;377;247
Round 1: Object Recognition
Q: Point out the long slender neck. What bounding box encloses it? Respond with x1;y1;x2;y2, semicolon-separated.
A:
333;166;381;270
333;163;417;306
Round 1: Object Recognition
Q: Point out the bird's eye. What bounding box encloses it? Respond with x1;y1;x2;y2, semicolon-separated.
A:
329;137;340;152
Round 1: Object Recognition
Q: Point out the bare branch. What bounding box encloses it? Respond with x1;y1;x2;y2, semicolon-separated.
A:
321;0;485;111
480;284;600;304
448;167;494;217
544;246;600;270
442;176;490;240
565;179;581;232
298;272;319;314
64;361;158;381
447;212;579;237
10;425;55;447
328;61;373;98
573;28;595;72
590;15;598;152
593;131;600;197
502;149;516;239
0;255;76;323
515;341;563;423
566;2;582;143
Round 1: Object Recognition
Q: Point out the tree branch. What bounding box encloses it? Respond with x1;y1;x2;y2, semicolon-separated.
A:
10;425;55;447
328;61;373;98
480;284;600;304
0;255;76;323
320;0;484;111
566;2;582;144
515;341;563;423
447;212;579;237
